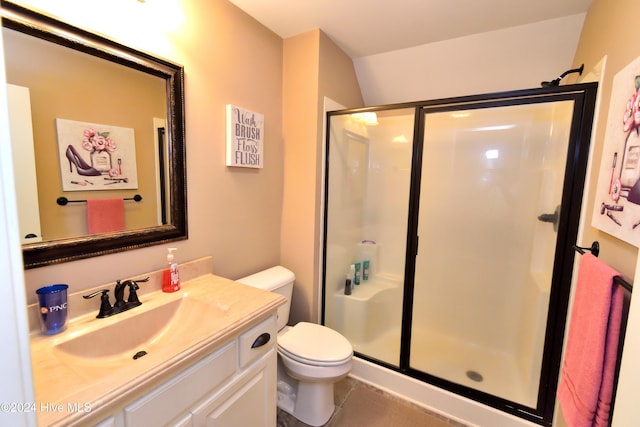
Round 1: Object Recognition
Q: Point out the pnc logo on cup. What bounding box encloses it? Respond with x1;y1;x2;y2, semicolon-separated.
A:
40;302;68;314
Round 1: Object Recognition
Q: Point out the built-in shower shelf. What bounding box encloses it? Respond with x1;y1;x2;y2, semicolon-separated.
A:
337;279;398;301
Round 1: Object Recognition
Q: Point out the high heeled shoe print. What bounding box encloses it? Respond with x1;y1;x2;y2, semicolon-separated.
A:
65;145;101;176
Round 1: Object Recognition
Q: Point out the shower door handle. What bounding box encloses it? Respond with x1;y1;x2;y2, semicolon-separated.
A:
537;205;560;232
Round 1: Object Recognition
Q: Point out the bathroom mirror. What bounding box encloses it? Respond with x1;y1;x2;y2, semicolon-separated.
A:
1;1;187;268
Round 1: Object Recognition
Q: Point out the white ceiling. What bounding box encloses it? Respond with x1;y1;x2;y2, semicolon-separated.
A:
227;0;593;58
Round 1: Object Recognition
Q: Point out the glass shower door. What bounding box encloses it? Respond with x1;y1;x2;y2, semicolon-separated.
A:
409;100;575;408
323;84;597;425
323;108;415;367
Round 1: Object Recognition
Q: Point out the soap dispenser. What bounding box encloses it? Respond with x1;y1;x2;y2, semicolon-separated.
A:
162;247;181;292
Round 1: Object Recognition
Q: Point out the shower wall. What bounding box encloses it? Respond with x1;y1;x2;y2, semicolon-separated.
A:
416;109;544;351
412;102;573;406
362;114;413;279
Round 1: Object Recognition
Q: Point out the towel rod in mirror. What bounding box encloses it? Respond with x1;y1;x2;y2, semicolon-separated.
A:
57;194;143;206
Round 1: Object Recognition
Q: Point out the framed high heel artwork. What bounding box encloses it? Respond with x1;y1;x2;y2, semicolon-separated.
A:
592;55;640;247
56;118;139;191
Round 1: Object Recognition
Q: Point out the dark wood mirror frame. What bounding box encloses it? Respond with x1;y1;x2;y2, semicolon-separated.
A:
1;0;187;269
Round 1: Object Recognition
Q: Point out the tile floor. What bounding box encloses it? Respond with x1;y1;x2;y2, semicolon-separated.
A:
276;376;470;427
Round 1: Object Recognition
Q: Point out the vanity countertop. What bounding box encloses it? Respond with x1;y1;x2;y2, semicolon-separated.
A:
29;273;285;427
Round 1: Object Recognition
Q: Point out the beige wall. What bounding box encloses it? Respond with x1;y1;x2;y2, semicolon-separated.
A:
571;0;639;277
19;0;286;302
281;30;319;324
281;29;364;324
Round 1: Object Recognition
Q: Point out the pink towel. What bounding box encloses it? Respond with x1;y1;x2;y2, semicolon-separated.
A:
86;198;125;234
557;253;624;427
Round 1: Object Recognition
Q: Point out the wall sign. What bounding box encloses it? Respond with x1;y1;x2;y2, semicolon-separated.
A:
226;104;264;168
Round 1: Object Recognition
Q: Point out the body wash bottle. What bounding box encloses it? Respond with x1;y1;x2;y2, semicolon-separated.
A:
162;247;181;292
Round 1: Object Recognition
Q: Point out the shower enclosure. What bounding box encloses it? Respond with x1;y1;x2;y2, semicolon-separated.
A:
322;84;597;425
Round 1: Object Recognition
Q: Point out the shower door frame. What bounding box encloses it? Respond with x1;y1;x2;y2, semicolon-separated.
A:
402;83;597;426
322;83;598;426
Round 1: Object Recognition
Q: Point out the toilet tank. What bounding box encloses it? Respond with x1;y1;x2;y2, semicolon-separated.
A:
236;266;294;331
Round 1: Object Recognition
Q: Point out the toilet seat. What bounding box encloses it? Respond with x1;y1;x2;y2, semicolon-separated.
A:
278;322;352;367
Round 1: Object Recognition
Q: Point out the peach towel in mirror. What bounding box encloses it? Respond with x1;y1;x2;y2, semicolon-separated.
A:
86;198;125;234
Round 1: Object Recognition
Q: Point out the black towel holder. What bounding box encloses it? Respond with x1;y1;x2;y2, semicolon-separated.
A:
57;194;142;206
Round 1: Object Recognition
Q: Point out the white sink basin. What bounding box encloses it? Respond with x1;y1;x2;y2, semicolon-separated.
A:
53;296;224;370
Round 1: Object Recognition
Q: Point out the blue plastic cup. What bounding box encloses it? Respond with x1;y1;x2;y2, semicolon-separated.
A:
36;284;68;335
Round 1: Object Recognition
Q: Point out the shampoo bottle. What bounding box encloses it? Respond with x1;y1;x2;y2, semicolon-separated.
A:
363;260;370;281
162;247;181;292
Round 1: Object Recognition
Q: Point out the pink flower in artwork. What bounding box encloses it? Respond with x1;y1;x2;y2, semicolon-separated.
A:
623;92;637;133
82;128;117;153
634;88;640;127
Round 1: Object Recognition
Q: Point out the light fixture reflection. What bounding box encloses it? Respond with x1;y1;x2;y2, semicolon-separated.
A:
472;124;515;132
351;112;379;126
485;149;499;160
392;135;408;144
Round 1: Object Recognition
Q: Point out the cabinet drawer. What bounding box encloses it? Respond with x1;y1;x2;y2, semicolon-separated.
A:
124;341;236;426
238;316;277;368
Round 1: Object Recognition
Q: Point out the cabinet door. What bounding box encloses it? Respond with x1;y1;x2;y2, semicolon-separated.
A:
124;342;236;426
192;350;276;427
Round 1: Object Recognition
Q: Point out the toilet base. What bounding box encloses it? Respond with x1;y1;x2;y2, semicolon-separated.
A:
293;381;335;426
277;368;336;426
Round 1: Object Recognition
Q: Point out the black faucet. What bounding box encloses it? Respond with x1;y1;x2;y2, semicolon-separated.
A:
83;276;149;318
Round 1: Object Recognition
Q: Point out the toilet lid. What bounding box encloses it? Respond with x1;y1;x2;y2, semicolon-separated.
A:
278;322;352;365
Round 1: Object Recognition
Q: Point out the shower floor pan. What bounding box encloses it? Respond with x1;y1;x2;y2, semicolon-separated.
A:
353;326;536;408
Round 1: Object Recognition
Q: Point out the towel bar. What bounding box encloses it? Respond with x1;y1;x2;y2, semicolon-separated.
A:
57;194;142;206
573;241;632;292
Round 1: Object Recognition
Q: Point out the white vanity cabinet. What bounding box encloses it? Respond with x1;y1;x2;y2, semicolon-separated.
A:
95;315;278;427
190;316;277;426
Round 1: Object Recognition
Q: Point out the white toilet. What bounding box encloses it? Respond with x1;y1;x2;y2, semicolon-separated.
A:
237;266;353;426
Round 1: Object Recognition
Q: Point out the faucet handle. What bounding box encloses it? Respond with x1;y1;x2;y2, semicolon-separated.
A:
83;289;113;318
121;276;149;308
118;276;150;287
83;289;109;299
113;280;127;309
126;281;142;308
